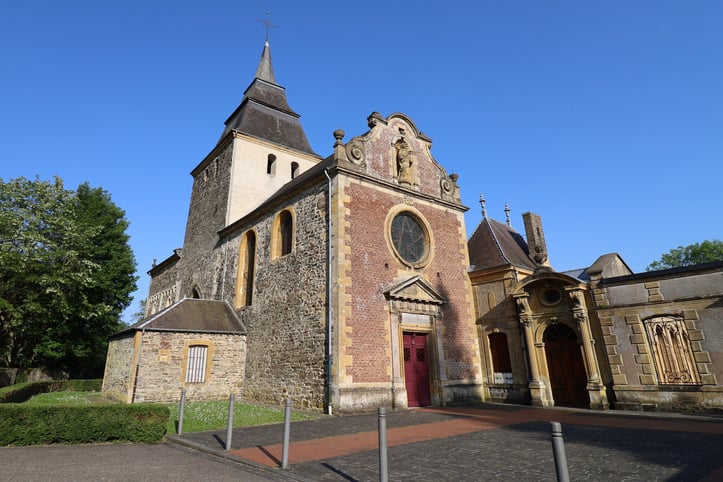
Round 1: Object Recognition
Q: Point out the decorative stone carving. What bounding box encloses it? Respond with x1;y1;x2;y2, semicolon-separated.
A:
440;176;454;196
345;139;366;166
516;296;531;315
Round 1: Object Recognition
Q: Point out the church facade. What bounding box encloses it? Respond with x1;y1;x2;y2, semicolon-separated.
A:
103;40;723;414
103;41;483;412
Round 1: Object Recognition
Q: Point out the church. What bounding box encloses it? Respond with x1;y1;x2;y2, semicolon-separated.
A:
102;40;723;414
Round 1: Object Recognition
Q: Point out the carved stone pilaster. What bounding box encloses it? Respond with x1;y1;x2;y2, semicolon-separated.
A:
568;289;608;409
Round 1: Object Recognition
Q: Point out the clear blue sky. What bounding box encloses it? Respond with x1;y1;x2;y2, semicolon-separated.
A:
2;1;722;322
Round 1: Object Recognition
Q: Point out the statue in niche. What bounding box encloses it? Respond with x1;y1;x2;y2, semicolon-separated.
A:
394;138;413;185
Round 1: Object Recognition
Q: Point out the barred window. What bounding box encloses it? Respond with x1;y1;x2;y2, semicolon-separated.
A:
185;345;208;383
644;316;701;385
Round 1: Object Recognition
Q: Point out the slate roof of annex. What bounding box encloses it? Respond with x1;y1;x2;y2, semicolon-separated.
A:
111;299;247;338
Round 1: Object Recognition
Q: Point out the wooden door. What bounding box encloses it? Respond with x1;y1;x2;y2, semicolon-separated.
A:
544;324;589;407
403;332;431;407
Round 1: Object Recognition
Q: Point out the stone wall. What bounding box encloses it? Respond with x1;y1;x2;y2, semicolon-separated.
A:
593;264;723;410
101;334;136;402
235;181;328;410
132;331;246;403
176;140;235;301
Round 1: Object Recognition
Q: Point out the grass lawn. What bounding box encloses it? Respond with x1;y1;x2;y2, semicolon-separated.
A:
24;391;316;434
166;399;315;434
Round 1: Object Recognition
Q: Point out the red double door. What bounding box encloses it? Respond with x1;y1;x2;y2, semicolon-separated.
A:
403;332;431;407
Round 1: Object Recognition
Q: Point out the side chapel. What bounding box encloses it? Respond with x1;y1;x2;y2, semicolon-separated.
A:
103;39;723;413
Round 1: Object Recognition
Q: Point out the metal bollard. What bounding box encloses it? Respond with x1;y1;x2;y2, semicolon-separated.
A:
178;389;186;435
226;393;235;450
378;407;388;482
550;421;570;482
281;398;292;469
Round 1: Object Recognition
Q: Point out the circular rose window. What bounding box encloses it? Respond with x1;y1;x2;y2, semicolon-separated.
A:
390;212;428;265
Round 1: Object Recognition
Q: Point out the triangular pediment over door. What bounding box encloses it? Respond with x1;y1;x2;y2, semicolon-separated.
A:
384;275;445;315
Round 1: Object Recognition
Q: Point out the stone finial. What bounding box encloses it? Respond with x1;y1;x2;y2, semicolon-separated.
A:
333;129;345;145
333;129;346;162
479;193;487;218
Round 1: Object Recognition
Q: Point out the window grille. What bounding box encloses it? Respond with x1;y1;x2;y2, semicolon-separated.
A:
185;345;208;383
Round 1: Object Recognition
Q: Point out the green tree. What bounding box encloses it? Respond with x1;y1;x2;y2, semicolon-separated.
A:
0;177;137;377
646;239;723;271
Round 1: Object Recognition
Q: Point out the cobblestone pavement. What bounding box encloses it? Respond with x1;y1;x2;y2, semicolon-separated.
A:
169;404;723;482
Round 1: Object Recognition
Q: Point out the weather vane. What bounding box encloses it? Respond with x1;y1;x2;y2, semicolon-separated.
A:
257;11;278;41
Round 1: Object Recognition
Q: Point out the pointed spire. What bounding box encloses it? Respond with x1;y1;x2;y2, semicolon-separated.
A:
255;40;276;84
479;193;487;218
504;202;511;226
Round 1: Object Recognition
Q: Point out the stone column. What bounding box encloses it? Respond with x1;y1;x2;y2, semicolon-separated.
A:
568;289;608;409
515;295;550;406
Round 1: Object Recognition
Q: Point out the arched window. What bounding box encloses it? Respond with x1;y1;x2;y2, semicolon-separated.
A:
235;231;256;308
489;332;513;384
644;316;701;385
191;287;201;299
272;209;294;259
267;154;277;175
291;161;300;179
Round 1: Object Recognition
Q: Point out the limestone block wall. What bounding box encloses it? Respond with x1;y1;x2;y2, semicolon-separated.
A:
101;335;136;402
235;182;328;410
132;331;246;403
593;266;723;410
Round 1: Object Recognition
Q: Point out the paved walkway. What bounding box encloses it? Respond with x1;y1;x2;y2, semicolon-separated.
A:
169;404;723;481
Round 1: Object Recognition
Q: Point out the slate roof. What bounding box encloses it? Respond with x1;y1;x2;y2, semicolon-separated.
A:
111;299;247;339
468;217;536;272
218;41;318;157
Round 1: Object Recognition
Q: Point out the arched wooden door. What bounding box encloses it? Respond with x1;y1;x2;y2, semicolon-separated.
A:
403;332;431;407
544;324;589;407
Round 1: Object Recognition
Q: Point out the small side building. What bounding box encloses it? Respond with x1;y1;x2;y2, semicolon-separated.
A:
102;299;247;403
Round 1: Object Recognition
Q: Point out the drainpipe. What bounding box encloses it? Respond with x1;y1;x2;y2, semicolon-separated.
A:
323;168;333;415
131;328;146;403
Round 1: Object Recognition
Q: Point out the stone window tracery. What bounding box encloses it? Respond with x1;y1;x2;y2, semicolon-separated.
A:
644;316;701;385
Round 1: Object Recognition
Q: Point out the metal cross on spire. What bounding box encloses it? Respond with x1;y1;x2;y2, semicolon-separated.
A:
257;11;278;41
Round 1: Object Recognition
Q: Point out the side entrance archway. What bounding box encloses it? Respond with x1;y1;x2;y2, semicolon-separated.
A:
543;323;589;407
403;332;431;407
